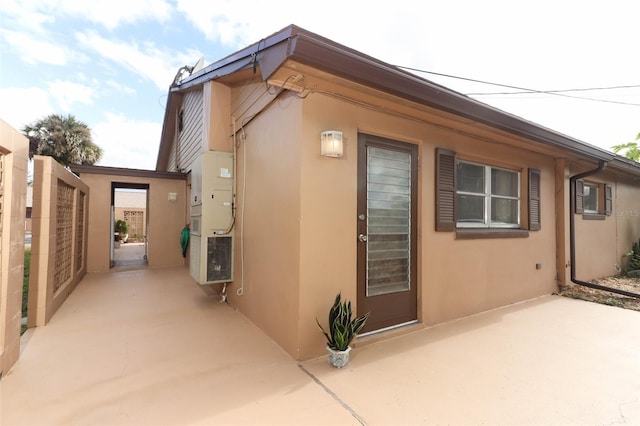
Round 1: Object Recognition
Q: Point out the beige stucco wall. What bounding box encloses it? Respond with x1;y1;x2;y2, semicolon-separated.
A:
225;92;303;358
614;180;640;271
424;146;557;324
190;68;639;362
0;119;28;377
219;82;559;361
294;92;559;359
298;95;359;359
79;173;186;273
572;173;617;280
570;169;640;280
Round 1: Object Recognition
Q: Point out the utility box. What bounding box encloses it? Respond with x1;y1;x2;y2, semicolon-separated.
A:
190;151;234;284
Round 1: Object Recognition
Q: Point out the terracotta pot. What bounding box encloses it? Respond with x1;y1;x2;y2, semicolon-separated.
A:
327;346;351;368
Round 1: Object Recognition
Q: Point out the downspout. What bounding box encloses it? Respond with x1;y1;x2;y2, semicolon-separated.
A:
569;160;640;298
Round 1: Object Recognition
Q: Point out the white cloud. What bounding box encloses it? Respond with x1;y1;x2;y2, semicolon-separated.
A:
0;0;56;33
173;1;640;90
3;0;640;162
105;80;137;96
47;80;96;111
0;1;170;67
484;94;640;151
92;113;161;170
75;31;203;90
0;0;172;31
58;0;172;30
175;0;251;46
1;30;74;66
0;87;55;130
174;1;434;66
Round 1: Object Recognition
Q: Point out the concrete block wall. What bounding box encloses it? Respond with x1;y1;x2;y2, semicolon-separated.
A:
0;119;28;377
28;156;89;328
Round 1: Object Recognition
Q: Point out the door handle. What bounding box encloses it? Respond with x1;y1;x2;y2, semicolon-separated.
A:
358;234;368;242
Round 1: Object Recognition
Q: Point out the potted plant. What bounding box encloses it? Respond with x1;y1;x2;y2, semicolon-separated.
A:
316;293;370;368
114;220;128;243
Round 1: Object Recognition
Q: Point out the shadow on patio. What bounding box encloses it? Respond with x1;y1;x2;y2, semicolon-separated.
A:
2;267;640;425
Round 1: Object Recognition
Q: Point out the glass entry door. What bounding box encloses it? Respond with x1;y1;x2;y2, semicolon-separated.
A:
357;134;417;333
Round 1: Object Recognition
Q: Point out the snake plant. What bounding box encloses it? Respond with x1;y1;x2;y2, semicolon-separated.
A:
317;293;370;351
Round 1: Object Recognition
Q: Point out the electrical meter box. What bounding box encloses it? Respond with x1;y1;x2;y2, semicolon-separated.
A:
189;151;234;284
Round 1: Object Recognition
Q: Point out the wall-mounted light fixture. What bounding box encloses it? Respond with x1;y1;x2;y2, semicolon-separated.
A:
320;130;343;158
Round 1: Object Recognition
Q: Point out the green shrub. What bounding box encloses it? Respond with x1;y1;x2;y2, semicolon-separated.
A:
22;248;31;334
627;239;640;273
114;220;128;235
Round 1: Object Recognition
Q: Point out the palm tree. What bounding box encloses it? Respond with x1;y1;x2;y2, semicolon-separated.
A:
22;114;103;166
612;133;640;162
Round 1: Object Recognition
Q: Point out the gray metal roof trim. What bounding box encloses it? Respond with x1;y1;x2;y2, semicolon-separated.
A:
172;25;298;92
609;155;640;176
156;89;184;170
71;164;187;180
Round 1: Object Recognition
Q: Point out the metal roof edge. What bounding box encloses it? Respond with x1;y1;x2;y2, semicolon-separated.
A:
609;155;640;176
71;164;187;180
283;31;615;162
160;24;617;166
173;25;300;92
155;88;177;170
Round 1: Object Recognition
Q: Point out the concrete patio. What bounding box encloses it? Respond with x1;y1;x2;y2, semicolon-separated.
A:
113;242;147;269
1;266;639;425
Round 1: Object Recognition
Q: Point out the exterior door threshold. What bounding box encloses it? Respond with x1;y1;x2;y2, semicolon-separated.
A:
354;320;422;348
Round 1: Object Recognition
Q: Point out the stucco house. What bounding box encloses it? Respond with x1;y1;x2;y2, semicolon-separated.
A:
156;24;640;361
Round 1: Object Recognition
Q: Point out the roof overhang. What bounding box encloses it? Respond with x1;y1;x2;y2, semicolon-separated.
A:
71;164;186;180
157;24;620;170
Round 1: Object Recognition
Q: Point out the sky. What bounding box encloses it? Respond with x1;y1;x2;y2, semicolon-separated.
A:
1;1;640;171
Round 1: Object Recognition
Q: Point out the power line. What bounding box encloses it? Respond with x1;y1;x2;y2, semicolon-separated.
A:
397;65;640;107
467;84;640;96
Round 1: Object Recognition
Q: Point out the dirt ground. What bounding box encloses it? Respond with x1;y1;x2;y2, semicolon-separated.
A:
558;276;640;311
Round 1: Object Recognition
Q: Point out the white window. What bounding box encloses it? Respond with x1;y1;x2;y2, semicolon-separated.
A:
456;161;520;228
575;180;612;217
583;183;599;214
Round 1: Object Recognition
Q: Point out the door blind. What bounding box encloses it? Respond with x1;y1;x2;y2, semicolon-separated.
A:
366;146;411;296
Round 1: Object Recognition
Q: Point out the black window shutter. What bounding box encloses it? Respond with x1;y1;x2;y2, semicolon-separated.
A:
605;184;613;216
575;179;584;214
436;148;456;231
528;168;541;231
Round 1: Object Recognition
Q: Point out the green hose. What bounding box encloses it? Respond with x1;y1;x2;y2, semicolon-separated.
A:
180;226;190;257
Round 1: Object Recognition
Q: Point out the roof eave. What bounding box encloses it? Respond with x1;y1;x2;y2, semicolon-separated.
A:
155;88;184;171
165;24;616;166
71;163;187;180
283;32;614;162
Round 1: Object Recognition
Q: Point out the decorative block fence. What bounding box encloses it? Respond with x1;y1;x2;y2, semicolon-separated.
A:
28;156;89;328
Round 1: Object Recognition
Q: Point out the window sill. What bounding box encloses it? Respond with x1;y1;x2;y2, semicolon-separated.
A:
455;229;529;239
582;213;605;221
